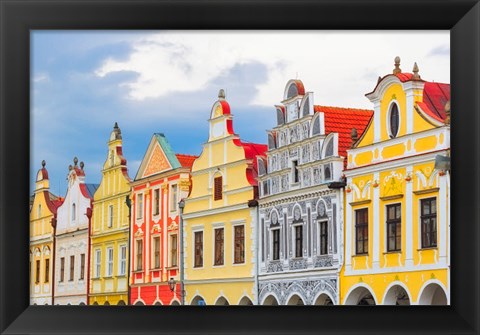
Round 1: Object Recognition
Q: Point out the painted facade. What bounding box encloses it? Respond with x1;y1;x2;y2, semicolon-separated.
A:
89;123;131;305
54;158;98;305
30;161;63;305
130;133;196;305
257;80;373;305
183;90;267;306
341;57;451;305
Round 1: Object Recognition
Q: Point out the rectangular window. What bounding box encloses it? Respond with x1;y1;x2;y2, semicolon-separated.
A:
386;204;402;252
80;254;85;280
136;193;143;219
170;184;178;212
272;229;280;260
214;176;223;201
153;189;160;216
60;257;65;282
35;260;40;283
170;234;178;267
136;239;143;271
106;247;113;276
95;250;101;278
119;245;127;275
108;205;114;228
292;160;299;183
69;255;75;281
194;231;203;268
44;258;50;283
295;225;303;258
263;180;270;196
421;198;437;248
320;221;328;255
234;225;245;264
214;228;224;266
153;236;160;269
355;208;369;255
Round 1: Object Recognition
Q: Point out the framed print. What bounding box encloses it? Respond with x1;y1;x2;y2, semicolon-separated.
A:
1;0;479;334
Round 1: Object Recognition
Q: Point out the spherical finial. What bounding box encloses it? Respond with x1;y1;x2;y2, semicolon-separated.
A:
80;161;84;170
41;160;46;168
412;62;421;80
218;89;226;100
393;56;401;75
114;122;119;129
73;157;78;166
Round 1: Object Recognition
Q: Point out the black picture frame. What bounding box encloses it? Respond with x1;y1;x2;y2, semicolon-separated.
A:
1;0;479;334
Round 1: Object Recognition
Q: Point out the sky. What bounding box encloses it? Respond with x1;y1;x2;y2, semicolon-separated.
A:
31;30;450;197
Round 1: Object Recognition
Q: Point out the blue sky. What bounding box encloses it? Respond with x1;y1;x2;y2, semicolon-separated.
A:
31;31;450;197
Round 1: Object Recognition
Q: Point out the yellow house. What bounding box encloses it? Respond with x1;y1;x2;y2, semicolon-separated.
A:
89;123;131;305
341;57;450;305
183;90;267;305
30;161;63;305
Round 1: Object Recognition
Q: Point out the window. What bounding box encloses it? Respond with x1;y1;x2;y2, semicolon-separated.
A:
106;247;113;276
319;221;328;255
214;176;223;201
170;234;178;267
170;184;178;212
272;229;280;260
72;203;76;221
194;231;203;268
325;139;334;157
421;198;437;248
234;225;245;264
294;225;303;258
263;180;270;196
69;255;75;281
108;205;114;228
389;103;399;138
153;236;160;269
214;228;224;266
386;204;402;252
355;209;369;255
136;194;143;220
37;204;42;218
292;160;299;183
44;258;50;283
35;260;40;284
153;189;160;216
60;257;65;282
80;254;85;280
136;240;143;271
119;245;127;276
95;250;101;278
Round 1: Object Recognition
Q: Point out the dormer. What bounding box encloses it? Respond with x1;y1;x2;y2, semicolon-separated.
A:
209;89;234;141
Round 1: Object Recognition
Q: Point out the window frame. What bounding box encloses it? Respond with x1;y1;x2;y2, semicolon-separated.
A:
355;208;369;255
35;259;40;284
386;203;402;252
94;249;101;278
153;188;160;217
119;245;127;276
420;197;437;249
271;228;280;261
170;234;178;268
152;235;161;269
214;227;225;266
387;101;400;139
44;258;50;283
135;239;144;271
233;225;245;264
136;193;144;220
319;220;329;255
108;204;114;228
69;255;75;281
293;224;303;258
292;160;299;184
170;184;178;212
79;254;85;280
60;257;65;282
193;230;203;268
106;247;114;277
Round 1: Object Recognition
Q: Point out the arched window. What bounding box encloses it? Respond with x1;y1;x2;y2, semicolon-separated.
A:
72;203;76;221
325;139;334;157
276;108;285;126
389;103;399;138
312;115;321;136
302;97;310;117
287;83;298;99
268;133;276;150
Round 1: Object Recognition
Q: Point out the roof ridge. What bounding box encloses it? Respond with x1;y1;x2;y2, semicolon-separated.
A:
315;105;374;112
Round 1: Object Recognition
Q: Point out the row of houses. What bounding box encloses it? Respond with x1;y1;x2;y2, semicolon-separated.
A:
30;57;450;305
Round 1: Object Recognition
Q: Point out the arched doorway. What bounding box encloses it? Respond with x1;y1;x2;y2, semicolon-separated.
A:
418;283;448;305
314;293;334;305
191;296;206;306
154;301;162;306
287;294;304;306
383;285;411;305
238;296;253;305
215;297;229;305
170;300;180;306
134;301;145;306
92;301;99;306
104;301;110;306
344;286;376;305
262;295;279;306
117;300;126;306
79;302;86;306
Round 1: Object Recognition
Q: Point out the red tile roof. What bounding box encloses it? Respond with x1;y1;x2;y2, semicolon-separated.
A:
417;82;450;123
176;154;198;169
233;139;268;187
44;191;64;214
291;80;305;96
314;105;374;162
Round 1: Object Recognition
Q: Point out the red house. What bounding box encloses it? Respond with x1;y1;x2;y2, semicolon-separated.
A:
129;133;196;305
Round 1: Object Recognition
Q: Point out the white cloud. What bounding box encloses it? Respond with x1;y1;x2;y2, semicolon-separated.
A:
33;72;50;83
95;31;450;110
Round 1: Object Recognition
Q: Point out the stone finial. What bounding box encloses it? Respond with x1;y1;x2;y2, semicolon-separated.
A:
351;128;358;148
73;157;78;166
80;161;84;170
114;122;119;129
377;76;382;84
444;100;451;125
412;62;421;80
41;160;46;168
393;56;401;75
218;89;226;100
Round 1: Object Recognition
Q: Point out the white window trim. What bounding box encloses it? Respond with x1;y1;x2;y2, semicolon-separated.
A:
232;223;246;265
170;184;179;213
291;221;304;259
151;234;161;270
106;247;114;277
168;232;179;268
135;238;144;271
212;225;225;268
118;245;127;276
386;100;401;139
151;187;161;219
192;227;204;269
270;227;281;261
108;204;114;228
136;192;144;221
318;219;329;256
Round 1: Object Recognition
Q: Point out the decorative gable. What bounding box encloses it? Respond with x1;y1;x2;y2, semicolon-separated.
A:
143;142;172;177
